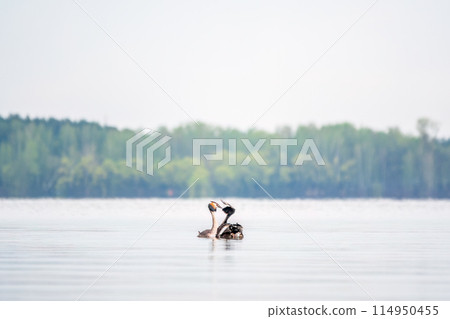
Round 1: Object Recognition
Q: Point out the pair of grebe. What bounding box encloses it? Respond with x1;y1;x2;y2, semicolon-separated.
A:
197;200;244;240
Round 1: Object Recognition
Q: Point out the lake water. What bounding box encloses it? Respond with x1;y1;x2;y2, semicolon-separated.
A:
0;199;449;300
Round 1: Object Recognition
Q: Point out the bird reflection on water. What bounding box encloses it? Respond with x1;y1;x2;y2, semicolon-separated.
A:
209;237;235;252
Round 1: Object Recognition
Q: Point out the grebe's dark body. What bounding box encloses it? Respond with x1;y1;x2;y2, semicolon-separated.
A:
217;222;244;239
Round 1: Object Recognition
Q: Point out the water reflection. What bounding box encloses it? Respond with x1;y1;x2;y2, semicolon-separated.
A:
208;238;237;251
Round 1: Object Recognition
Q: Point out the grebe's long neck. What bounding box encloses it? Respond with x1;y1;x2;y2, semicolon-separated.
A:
222;210;234;226
211;211;218;234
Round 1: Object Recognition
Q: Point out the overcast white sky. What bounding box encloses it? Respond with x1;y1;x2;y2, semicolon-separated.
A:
1;0;449;136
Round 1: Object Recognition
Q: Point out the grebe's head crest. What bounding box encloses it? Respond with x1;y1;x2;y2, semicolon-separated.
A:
220;199;236;215
208;201;219;212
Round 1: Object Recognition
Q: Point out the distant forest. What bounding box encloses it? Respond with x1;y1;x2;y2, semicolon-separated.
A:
0;115;449;198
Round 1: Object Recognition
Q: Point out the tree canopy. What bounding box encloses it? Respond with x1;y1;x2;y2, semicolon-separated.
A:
0;115;448;198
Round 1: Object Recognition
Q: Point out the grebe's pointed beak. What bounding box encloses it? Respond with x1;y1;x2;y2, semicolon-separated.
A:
220;199;232;208
211;201;222;209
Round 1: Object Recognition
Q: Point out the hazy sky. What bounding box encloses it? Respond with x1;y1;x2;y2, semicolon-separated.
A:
1;0;449;136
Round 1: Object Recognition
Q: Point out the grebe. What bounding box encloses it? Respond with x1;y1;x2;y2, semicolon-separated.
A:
216;200;244;240
197;201;221;238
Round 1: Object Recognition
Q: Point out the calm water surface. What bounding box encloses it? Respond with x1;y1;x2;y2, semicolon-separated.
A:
0;199;449;300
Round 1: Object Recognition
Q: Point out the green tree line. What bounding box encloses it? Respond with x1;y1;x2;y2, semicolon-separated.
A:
0;115;448;198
